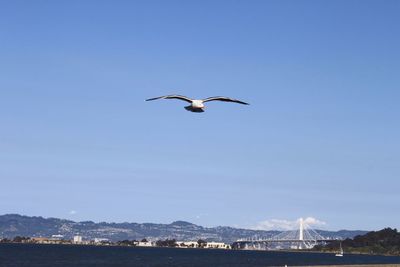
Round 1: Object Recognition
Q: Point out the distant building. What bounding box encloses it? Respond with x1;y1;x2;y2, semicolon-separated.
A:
94;238;109;243
30;237;64;244
137;240;154;247
51;234;64;240
176;241;199;248
205;242;231;249
32;237;50;243
73;235;83;243
175;241;230;249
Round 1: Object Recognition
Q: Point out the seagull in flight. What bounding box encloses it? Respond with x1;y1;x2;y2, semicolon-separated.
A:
146;95;249;113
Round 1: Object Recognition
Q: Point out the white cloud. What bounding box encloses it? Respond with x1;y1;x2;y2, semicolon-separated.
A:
303;217;326;227
252;217;326;231
69;210;77;215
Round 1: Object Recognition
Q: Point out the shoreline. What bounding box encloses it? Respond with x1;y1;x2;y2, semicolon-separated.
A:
1;242;399;258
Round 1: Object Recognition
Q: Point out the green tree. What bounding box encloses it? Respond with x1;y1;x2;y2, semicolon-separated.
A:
197;239;207;248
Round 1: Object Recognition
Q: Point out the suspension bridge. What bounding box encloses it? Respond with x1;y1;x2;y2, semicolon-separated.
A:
234;218;338;250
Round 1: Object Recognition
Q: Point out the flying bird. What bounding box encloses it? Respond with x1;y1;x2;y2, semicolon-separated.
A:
146;95;249;113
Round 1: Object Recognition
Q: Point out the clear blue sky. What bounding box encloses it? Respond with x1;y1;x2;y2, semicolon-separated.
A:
0;0;399;231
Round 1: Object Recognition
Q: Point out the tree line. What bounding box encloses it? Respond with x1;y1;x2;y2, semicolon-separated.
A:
314;228;400;255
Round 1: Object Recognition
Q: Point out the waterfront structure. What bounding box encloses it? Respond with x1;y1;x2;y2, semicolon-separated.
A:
94;238;109;243
31;237;50;243
176;241;199;248
73;235;83;243
204;242;231;249
31;237;66;244
175;241;230;249
136;240;154;247
51;234;64;240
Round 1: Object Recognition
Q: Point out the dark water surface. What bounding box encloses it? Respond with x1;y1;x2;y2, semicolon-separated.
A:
1;243;400;267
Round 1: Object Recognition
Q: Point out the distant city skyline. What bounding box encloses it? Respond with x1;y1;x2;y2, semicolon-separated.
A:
1;1;399;231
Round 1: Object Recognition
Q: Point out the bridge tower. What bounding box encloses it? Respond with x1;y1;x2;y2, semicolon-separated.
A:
298;217;304;249
299;218;304;241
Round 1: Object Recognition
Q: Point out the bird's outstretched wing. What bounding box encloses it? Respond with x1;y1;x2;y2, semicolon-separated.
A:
145;95;193;103
202;96;249;105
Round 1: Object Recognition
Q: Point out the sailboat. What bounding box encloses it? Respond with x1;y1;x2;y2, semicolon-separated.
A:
335;242;344;257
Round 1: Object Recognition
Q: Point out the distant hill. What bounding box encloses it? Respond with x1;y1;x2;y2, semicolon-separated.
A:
315;228;400;256
0;214;366;243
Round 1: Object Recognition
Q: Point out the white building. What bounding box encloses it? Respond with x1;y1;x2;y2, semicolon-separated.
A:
137;241;154;247
73;235;83;243
176;241;199;248
51;234;64;240
94;238;109;243
205;242;231;249
175;241;231;249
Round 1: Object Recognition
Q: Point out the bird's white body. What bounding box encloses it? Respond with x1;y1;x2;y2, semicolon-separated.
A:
192;100;205;109
146;94;249;113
